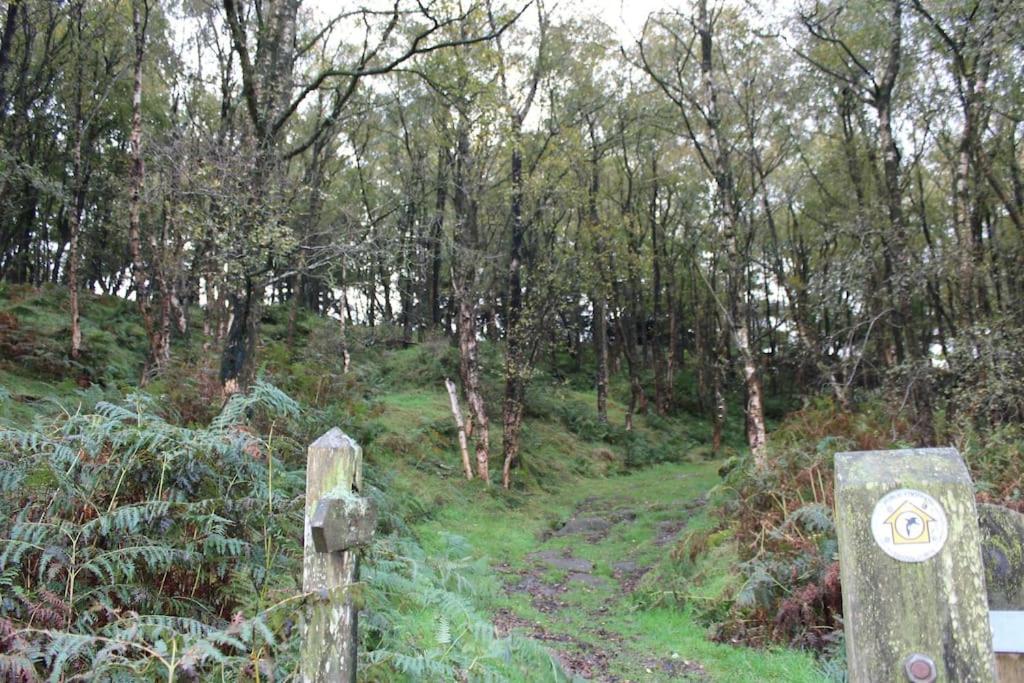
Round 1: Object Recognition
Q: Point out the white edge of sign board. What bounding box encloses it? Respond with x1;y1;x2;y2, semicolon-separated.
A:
990;611;1024;654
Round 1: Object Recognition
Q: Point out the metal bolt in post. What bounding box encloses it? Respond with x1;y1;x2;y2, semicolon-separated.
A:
904;653;937;683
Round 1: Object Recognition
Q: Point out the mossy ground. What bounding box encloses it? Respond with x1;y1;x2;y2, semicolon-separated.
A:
408;457;824;681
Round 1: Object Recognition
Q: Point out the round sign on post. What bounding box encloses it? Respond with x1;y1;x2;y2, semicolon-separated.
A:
870;488;948;562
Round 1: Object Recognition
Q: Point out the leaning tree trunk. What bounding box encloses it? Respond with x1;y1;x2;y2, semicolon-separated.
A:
445;378;474;480
458;295;490;483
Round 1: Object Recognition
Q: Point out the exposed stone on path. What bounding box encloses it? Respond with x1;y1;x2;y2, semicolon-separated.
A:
507;575;563;598
643;655;710;680
612;559;650;593
496;488;712;682
554;516;612;536
492;608;617;681
655;519;688;546
528;549;594;573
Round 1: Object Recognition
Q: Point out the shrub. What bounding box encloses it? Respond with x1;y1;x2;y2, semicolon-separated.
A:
657;399;907;652
0;381;306;680
946;319;1024;427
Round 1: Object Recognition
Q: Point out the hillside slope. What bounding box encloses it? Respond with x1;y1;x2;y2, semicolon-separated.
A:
0;286;824;681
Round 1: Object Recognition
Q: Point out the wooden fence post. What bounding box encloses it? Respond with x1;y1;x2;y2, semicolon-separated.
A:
302;428;377;683
835;448;995;682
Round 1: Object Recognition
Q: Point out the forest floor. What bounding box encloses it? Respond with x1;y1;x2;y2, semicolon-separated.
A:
415;461;825;682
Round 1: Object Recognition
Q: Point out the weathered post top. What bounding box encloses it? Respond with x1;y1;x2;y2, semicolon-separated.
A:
835;448;995;682
302;428;376;683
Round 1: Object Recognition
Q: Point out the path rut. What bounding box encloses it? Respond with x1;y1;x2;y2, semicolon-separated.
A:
494;482;710;681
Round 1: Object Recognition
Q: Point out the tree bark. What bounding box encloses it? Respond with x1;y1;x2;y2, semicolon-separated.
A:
458;295;489;483
445;378;474;480
220;278;260;396
427;149;447;330
594;295;609;425
502;129;527;489
0;0;19;118
68;131;84;361
127;0;159;382
67;2;86;362
338;267;351;374
451;119;489;482
695;0;767;466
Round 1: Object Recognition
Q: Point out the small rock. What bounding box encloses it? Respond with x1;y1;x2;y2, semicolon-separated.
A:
555;516;612;536
528;550;594;573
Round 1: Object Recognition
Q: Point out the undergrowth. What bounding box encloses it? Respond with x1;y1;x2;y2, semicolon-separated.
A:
0;381;564;681
638;389;1024;682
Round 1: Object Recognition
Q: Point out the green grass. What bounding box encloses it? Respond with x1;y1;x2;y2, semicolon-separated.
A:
408;457;825;681
606;608;824;682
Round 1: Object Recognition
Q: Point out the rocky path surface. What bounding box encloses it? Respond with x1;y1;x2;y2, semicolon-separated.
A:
491;473;711;682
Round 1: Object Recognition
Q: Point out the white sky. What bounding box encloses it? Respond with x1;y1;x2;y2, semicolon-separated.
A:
579;0;670;42
301;0;798;50
302;0;677;47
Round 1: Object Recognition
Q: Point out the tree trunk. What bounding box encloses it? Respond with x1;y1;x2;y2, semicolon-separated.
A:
696;0;767;467
502;137;527;489
338;267;351;374
127;0;159;382
427;149;447;330
445;378;474;480
0;0;19;119
594;295;609;425
458;296;489;483
67;131;84;361
66;2;87;361
451;120;489;482
650;160;669;415
617;313;644;432
220;278;259;396
501;381;524;489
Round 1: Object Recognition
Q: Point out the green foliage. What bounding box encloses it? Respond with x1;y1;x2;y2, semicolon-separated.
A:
945;319;1024;427
640;400;885;652
360;534;566;681
0;367;567;680
525;388;611;442
0;284;147;390
0;381;307;680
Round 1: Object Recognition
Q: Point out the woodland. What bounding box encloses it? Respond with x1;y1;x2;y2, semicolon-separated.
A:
0;0;1023;680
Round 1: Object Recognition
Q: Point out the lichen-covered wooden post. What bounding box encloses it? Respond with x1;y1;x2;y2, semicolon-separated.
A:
979;503;1024;681
835;448;995;682
303;428;377;683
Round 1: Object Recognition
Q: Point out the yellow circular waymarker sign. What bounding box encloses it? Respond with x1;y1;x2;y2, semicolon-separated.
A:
870;488;948;563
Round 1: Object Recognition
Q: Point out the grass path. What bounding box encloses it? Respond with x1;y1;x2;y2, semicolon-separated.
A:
414;461;826;682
